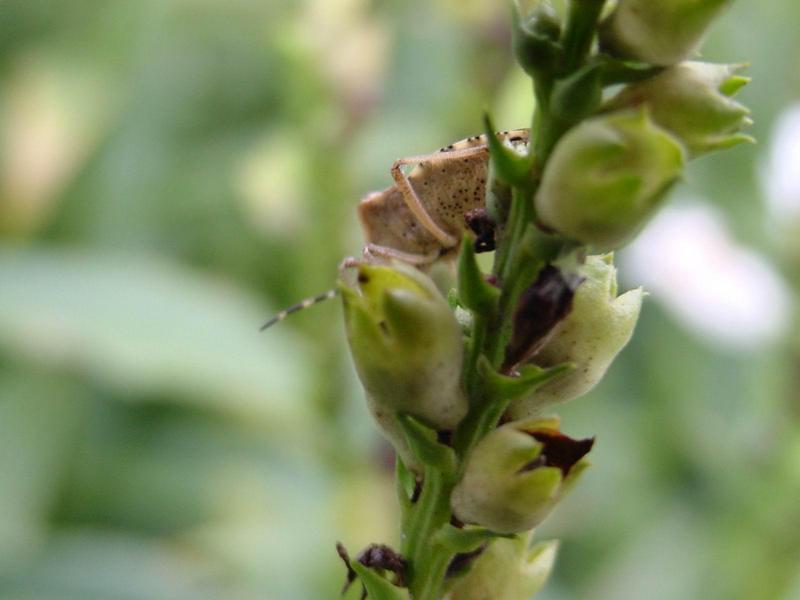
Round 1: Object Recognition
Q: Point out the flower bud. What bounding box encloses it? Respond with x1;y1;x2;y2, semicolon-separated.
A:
600;0;733;66
451;417;593;533
507;255;642;419
604;61;753;157
535;109;686;251
341;263;468;432
512;0;562;76
447;534;558;600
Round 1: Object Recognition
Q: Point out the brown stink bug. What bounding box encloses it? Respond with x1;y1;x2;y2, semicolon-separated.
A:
358;129;529;266
260;129;530;330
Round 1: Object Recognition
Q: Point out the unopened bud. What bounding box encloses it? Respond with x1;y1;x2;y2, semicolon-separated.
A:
600;0;733;66
451;417;593;533
512;0;562;76
341;263;468;432
535;109;686;251
447;534;558;600
604;61;753;157
507;255;643;419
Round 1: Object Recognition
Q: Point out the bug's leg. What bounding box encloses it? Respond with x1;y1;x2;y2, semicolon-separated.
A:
337;256;367;287
390;146;488;249
337;248;436;283
339;255;363;271
363;243;440;266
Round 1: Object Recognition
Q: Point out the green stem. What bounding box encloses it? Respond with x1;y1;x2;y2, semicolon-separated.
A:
413;544;454;600
465;314;488;400
560;0;605;73
402;467;455;599
398;18;586;595
491;187;538;365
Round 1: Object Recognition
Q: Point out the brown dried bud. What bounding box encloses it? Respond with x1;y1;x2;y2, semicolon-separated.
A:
503;265;583;372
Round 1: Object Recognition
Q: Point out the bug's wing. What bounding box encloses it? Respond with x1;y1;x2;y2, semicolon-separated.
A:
358;187;443;258
357;129;529;263
404;148;490;241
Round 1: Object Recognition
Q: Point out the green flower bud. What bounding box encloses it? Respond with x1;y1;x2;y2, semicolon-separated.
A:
535;109;686;251
447;534;558;600
600;0;733;66
507;255;643;419
604;61;753;157
341;263;468;432
512;0;562;76
451;417;593;533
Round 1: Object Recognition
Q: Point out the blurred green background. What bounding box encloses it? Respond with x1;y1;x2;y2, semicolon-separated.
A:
1;1;799;598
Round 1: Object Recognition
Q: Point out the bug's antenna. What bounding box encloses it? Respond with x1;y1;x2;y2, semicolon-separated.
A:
260;289;339;331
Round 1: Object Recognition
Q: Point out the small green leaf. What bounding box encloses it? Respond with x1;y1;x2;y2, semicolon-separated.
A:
397;413;458;476
433;525;516;554
350;562;411;600
516;224;565;267
395;456;416;512
719;74;750;96
598;57;665;86
483;114;532;187
457;236;499;316
478;356;574;403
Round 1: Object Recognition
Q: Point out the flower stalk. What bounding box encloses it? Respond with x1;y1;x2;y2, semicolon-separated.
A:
338;1;751;597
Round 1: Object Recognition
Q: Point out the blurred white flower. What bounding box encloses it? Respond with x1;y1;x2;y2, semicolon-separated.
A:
623;203;790;350
1;56;114;235
235;129;308;237
762;103;800;219
298;0;389;119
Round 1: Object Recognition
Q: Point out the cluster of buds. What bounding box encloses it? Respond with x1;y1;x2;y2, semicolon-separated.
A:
336;0;751;597
523;0;752;251
339;254;640;596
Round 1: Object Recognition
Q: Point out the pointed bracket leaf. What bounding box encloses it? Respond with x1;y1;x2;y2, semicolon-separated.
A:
597;56;664;86
395;456;416;513
457;236;499;316
484;113;532;188
478;356;574;403
350;562;411;600
397;413;458;477
433;524;516;554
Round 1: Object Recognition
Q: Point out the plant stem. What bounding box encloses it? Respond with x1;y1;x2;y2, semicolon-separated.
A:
561;0;605;73
402;467;455;599
464;314;488;400
399;3;602;593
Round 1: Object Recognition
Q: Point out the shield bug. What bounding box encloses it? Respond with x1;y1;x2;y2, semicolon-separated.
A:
260;129;530;330
358;129;529;265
